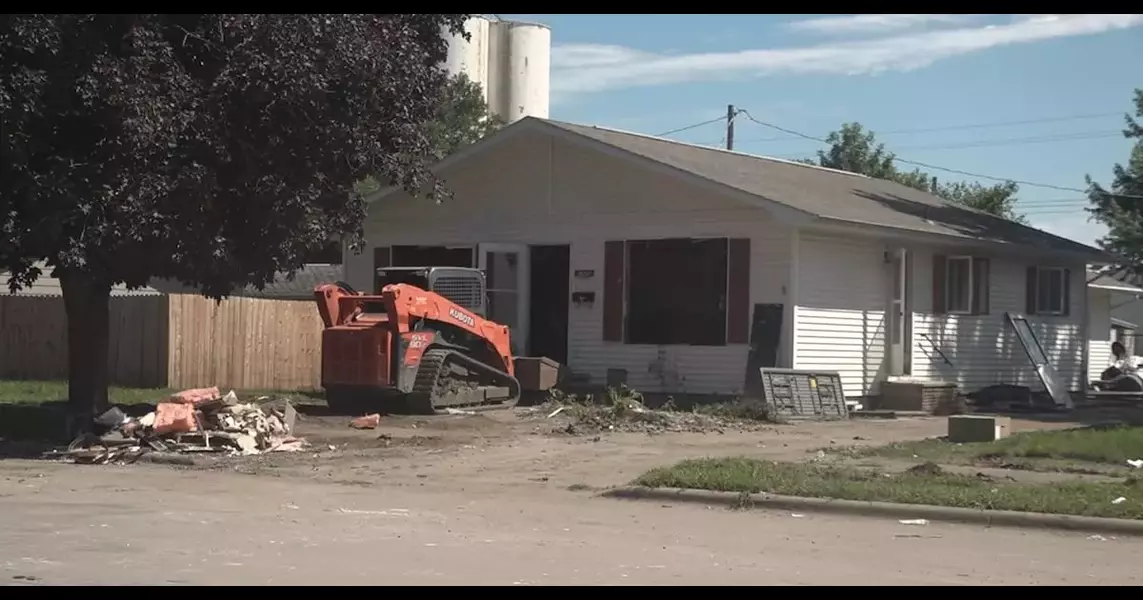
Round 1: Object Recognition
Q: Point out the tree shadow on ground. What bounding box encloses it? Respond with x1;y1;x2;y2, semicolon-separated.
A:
0;402;73;458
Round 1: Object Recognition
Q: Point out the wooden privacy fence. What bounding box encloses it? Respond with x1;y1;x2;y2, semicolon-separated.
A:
0;294;323;390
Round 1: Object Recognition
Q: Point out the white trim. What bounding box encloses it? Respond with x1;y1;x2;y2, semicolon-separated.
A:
1090;282;1143;293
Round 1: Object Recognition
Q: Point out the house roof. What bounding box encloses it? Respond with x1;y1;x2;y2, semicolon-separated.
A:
379;117;1111;261
0;263;164;297
1088;269;1143;294
1112;317;1138;330
539;119;1109;260
2;263;341;300
231;264;343;300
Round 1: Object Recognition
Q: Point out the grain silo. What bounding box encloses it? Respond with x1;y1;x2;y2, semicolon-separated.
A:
442;15;551;123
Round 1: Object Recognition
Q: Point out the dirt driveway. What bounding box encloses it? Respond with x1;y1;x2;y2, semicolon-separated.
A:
200;404;1072;496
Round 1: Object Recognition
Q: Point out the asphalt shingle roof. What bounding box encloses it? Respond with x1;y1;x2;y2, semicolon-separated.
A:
2;263;341;300
542;119;1108;260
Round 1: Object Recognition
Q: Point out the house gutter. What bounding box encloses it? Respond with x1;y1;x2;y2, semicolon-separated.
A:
804;217;1115;265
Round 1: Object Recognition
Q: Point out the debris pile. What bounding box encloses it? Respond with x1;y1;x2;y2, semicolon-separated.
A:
51;386;307;465
541;388;773;436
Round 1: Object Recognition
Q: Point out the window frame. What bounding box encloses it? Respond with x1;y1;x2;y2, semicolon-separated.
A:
623;237;730;347
945;255;974;315
1033;266;1067;316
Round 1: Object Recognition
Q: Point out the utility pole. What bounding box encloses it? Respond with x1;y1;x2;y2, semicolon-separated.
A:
726;104;736;151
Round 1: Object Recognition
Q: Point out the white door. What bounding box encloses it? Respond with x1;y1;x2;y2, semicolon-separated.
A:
478;244;530;357
887;248;911;376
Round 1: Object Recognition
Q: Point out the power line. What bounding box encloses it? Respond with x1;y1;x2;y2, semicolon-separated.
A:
735;111;1127;143
736;109;1143;201
656;115;726;137
766;130;1123;158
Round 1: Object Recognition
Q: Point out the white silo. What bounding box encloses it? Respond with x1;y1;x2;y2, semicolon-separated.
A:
503;21;551;122
441;15;551;123
443;16;492;104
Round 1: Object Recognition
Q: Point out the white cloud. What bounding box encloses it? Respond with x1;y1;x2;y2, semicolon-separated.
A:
785;14;986;36
551;14;1143;97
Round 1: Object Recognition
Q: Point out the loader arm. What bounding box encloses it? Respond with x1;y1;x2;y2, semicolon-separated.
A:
381;283;514;376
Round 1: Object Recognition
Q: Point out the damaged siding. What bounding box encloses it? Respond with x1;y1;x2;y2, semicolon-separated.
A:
911;248;1086;393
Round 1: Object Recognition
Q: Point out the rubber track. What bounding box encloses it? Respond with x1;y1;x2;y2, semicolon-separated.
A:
406;348;521;415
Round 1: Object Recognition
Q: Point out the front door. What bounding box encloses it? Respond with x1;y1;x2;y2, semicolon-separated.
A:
887;248;912;376
478;244;530;357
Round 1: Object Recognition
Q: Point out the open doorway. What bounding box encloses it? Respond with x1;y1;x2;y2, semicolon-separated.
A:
529;245;570;364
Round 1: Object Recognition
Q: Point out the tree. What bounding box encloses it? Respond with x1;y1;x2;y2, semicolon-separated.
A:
809;122;1025;222
0;14;469;428
357;72;502;196
1086;88;1143;276
425;72;503;161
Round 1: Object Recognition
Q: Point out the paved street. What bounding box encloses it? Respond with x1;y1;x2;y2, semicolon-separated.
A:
2;460;1140;586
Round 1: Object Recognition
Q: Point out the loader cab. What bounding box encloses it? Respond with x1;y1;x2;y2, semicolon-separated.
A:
375;266;487;317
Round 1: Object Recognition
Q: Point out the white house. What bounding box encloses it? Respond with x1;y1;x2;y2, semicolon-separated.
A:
1089;270;1143;374
344;117;1114;400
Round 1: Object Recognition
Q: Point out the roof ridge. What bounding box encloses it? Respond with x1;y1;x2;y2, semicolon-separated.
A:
542;118;872;180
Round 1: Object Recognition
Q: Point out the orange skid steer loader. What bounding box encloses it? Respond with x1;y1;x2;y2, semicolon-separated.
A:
314;267;521;415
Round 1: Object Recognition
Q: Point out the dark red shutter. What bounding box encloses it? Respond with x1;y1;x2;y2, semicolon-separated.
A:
972;257;990;315
372;246;391;293
932;255;947;314
1025;266;1038;315
726;238;751;344
603;241;626;342
1062;268;1072;317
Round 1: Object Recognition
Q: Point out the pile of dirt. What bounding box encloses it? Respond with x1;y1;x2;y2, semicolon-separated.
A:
540;388;772;435
47;387;308;465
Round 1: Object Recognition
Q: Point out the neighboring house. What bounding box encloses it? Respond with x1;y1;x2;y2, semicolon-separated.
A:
1;263;343;301
1107;271;1143;357
344;117;1113;400
1086;269;1143;382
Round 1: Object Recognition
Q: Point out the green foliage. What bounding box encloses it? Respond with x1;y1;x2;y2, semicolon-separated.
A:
356;73;502;197
1086;88;1143;276
424;73;504;161
0;14;470;418
811;122;1025;222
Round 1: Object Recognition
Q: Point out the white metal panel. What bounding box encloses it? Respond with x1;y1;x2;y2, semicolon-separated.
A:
793;234;886;398
910;247;1086;393
1088;287;1112;381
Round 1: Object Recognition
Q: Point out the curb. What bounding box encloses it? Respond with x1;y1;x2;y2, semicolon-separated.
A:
602;487;1143;537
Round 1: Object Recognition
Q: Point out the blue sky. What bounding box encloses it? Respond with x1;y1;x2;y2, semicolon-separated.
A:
501;13;1143;247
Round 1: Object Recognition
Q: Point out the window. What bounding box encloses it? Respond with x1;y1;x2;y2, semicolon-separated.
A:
945;257;972;314
1026;266;1069;316
933;254;989;315
626;238;728;346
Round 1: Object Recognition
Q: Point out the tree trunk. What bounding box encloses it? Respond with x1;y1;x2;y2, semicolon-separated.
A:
58;271;112;435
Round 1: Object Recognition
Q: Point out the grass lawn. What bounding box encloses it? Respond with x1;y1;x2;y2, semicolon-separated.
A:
635;457;1143;520
837;425;1143;472
0;379;322;442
